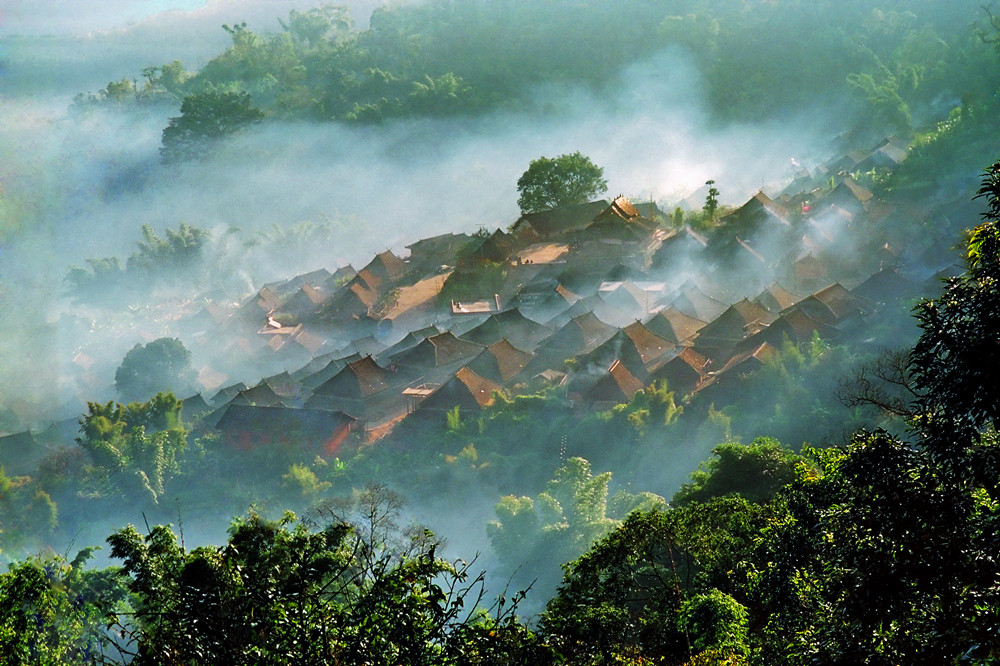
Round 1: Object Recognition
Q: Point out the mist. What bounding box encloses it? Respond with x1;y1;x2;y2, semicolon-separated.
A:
3;2;995;626
1;25;840;426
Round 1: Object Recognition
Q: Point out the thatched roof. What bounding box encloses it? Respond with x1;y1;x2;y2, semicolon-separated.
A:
511;200;609;238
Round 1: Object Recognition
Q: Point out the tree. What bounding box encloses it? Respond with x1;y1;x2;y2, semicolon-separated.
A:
703;180;719;221
751;432;1000;664
542;497;769;664
0;549;127;665
910;163;1000;462
672;437;808;507
103;496;543;665
487;458;662;594
114;339;195;403
160;90;264;163
0;469;58;554
78;393;187;503
516;152;607;214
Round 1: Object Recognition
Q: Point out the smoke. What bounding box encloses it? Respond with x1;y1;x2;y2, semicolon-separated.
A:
0;34;844;425
0;2;868;579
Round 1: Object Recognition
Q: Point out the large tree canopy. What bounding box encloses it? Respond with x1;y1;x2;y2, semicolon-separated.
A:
114;338;195;403
516;151;607;214
160;91;264;163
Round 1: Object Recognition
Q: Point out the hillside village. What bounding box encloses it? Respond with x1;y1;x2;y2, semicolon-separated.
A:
0;133;945;471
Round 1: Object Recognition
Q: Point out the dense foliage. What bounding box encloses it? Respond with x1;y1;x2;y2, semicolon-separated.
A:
516;152;608;214
114;339;196;403
76;1;1000;150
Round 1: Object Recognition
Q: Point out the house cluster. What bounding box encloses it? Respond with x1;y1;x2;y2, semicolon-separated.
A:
0;133;951;467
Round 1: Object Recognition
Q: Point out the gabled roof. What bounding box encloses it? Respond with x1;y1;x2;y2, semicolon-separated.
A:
652;226;708;268
828;177;873;208
323;265;358;290
545;293;635;329
579;197;654;242
734;307;840;353
785;283;872;325
179;393;211;418
695;298;774;354
851;268;921;304
464;228;514;264
536;311;617;357
465;339;533;384
329;278;379;316
593;196;642;223
362;250;408;284
719;191;791;230
209;382;249;407
232;383;285;407
277;268;332;296
389;332;484;370
648;347;710;394
298;355;352;390
262;371;300;397
405;232;472;262
256;286;281;312
599;281;663;314
214;404;356;452
622;321;675;365
380;325;442;358
343;335;388;358
458;309;552;351
576;323;672;381
754;283;802;313
670;284;726;322
293;327;328;355
644;307;707;345
415;367;501;414
712;342;776;378
586;360;645;405
511;200;609;238
312;355;396;399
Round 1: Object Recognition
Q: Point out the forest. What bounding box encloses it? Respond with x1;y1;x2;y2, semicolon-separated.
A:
3;0;1000;663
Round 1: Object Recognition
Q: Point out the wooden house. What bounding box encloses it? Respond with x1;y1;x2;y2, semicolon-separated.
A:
306;355;401;416
545;293;635;329
533;311;618;361
410;367;501;419
714;191;791;243
405;232;471;273
783;283;873;327
458;309;552;352
214;404;357;457
387;332;484;378
650;226;708;272
644;307;707;345
694;342;777;403
753;283;802;313
825;177;873;216
362;250;409;285
465;339;533;385
576;322;673;382
648;347;710;396
584;360;645;411
851;268;921;306
669;283;727;322
693;299;775;362
509;200;609;241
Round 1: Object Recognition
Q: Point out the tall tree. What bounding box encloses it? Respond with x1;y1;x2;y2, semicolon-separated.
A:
516;152;607;214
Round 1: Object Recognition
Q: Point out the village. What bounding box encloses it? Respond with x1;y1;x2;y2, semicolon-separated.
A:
0;131;945;473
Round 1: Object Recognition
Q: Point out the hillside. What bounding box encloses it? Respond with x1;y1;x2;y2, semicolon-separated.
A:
3;1;1000;662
